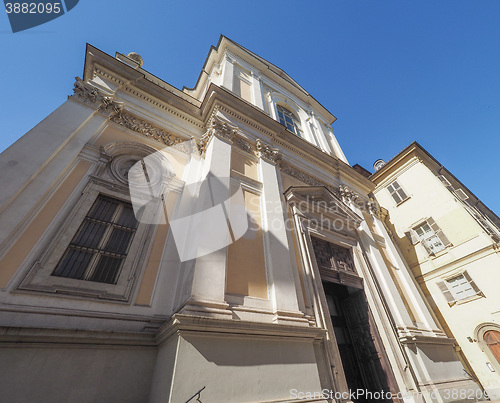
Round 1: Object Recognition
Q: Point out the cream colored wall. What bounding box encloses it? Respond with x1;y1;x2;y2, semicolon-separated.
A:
0;160;92;287
226;189;267;299
226;149;267;299
424;251;500;396
375;157;500;395
374;159;489;276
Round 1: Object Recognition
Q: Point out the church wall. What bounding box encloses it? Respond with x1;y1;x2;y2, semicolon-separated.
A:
0;344;157;403
0;159;92;287
166;334;325;403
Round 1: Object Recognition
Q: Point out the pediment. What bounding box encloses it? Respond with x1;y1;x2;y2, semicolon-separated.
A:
284;186;363;231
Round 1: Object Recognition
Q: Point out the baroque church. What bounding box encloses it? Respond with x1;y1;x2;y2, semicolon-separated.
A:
0;36;497;403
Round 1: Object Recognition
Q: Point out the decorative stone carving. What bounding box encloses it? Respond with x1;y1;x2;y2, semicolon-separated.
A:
279;161;324;187
256;139;281;164
109;110;184;147
311;237;356;273
71;77;122;117
198;112;239;155
368;197;381;217
339;185;359;204
233;137;254;154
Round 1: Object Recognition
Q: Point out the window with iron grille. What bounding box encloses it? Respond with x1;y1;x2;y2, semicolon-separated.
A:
387;180;409;204
276;105;302;136
52;195;138;284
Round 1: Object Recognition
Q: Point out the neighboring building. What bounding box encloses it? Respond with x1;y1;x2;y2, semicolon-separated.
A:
0;37;483;402
371;142;500;400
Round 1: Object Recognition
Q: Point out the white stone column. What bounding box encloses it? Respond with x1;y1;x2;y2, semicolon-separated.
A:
178;116;236;318
257;140;307;325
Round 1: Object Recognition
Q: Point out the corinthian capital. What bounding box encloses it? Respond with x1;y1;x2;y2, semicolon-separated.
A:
256;139;281;164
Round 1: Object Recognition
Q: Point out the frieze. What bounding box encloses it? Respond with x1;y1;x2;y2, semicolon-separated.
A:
233;137;254;154
109;110;185;148
279;161;325;187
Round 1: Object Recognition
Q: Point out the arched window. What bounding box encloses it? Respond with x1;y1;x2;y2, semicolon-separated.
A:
484;330;500;364
276;105;302;136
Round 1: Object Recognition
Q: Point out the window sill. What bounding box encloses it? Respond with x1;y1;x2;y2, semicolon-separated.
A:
396;197;411;207
447;292;485;307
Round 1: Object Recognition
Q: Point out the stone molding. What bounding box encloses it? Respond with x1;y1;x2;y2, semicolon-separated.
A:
72;78;193;152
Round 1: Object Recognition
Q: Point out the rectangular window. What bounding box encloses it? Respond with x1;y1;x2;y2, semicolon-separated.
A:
437;271;482;305
446;274;476;300
407;218;451;255
52;195;138;284
414;221;445;254
387;180;409;204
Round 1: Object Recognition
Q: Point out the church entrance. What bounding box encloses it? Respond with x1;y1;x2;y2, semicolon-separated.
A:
323;282;392;402
311;236;396;402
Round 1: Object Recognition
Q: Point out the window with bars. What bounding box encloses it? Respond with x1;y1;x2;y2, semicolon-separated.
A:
387;180;409;204
276;105;302;136
437;271;482;306
52;195;138;284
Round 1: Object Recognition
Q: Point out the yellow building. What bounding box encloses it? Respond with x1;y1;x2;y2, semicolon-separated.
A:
0;38;484;402
371;142;500;400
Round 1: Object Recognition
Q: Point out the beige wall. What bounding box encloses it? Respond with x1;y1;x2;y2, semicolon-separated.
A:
0;160;92;288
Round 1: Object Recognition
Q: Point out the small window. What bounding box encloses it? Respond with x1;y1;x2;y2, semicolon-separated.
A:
414;221;445;254
437;271;482;306
52;195;138;284
387;180;409;204
406;217;451;255
276;105;302;136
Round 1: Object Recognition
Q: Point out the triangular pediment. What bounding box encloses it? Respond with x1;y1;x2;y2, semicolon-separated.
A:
284;186;363;231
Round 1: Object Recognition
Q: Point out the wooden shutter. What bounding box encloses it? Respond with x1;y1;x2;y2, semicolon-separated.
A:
436;280;455;305
427;217;452;247
462;271;482;296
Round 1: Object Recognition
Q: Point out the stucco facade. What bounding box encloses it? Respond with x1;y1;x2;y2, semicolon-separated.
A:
0;37;483;402
371;143;500;400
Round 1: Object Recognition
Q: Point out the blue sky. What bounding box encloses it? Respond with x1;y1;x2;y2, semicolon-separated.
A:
1;1;499;213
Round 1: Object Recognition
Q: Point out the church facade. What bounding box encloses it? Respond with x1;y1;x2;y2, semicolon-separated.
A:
0;36;484;402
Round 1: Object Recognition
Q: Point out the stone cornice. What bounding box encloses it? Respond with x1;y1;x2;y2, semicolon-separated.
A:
155;313;326;347
0;326;157;347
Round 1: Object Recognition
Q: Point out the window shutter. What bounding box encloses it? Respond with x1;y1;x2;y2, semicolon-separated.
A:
427;217;452;246
437;280;455;305
462;271;482;295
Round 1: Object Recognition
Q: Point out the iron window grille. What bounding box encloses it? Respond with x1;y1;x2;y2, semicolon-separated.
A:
52;195;138;284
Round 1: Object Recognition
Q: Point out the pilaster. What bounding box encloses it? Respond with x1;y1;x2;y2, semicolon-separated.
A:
256;139;306;325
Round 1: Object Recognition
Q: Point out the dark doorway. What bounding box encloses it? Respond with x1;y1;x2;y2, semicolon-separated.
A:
323;282;393;403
